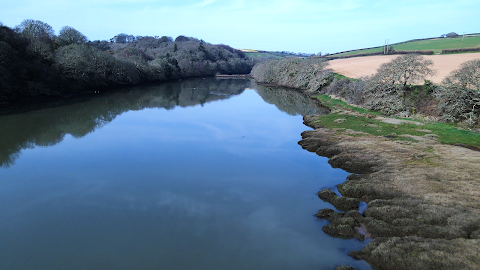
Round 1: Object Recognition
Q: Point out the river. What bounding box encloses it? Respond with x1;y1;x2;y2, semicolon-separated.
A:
0;78;372;270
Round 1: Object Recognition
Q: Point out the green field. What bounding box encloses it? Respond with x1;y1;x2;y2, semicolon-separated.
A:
329;35;480;56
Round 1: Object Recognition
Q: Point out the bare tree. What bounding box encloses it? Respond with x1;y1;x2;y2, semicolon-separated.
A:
57;26;88;46
362;54;436;115
375;54;436;88
15;19;55;42
15;19;56;59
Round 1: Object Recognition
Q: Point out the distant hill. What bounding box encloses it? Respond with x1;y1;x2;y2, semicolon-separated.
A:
241;49;313;60
328;34;480;57
242;34;480;62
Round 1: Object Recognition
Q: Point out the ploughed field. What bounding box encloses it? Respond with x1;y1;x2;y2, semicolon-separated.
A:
328;52;480;84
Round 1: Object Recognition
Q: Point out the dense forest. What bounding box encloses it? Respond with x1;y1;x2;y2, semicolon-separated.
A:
0;19;254;104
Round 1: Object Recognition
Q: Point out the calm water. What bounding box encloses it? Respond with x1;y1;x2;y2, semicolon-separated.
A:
0;78;372;270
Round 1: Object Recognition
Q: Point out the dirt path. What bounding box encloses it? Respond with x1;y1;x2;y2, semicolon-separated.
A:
328;53;480;84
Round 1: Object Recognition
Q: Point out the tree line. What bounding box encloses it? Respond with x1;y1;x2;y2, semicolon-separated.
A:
251;55;480;128
0;19;255;104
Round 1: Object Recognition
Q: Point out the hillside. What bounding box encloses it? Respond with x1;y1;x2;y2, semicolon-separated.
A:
0;20;254;105
329;34;480;57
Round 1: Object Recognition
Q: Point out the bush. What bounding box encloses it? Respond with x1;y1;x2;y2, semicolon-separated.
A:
443;59;480;91
435;86;480;126
435;59;480;126
345;80;367;105
363;76;408;115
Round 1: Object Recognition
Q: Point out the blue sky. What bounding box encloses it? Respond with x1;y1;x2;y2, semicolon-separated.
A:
1;0;479;54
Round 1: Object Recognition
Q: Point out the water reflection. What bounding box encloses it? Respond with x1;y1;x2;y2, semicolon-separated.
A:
0;78;250;167
255;84;330;116
0;79;371;270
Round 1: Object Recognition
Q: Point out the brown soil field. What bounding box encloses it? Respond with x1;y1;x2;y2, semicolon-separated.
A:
328;53;480;84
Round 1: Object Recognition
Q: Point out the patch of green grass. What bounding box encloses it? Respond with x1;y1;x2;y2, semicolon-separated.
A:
423;122;480;147
328;47;383;57
332;73;358;81
315;94;379;115
314;94;480;148
314;112;425;142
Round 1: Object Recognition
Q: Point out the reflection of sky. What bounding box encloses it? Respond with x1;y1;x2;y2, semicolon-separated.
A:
0;89;371;270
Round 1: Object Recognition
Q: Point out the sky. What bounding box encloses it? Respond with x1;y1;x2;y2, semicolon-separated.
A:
1;0;479;54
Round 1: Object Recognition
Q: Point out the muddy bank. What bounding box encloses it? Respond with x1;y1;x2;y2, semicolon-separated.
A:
299;114;480;269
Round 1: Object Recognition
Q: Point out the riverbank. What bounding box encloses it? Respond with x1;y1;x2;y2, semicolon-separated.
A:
298;98;480;269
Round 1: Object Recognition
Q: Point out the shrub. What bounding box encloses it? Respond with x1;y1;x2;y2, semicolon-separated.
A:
435;59;480;126
363;75;408;115
345;79;367;105
443;59;480;91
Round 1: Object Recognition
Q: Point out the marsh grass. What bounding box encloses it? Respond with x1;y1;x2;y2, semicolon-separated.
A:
313;112;423;142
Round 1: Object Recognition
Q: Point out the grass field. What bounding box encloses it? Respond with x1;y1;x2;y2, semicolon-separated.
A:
330;35;480;56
